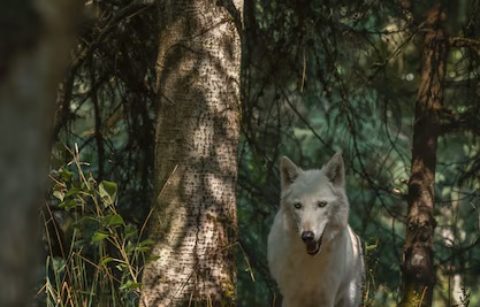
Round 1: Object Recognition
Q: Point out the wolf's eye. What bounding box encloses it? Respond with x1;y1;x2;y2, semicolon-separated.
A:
317;201;328;208
293;202;302;209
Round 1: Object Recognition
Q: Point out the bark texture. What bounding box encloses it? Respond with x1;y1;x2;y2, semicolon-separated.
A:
0;0;78;306
400;6;448;307
140;0;242;306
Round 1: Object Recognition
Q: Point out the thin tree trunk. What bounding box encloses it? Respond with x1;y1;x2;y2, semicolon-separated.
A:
400;5;448;307
140;1;242;306
0;0;78;306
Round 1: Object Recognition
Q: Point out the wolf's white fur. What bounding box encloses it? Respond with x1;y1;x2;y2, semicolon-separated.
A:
268;153;365;307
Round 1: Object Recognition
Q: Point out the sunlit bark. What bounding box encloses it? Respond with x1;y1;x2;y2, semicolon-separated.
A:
140;0;242;306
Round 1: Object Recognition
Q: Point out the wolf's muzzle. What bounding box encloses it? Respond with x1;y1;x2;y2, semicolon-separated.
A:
301;231;315;242
301;230;323;255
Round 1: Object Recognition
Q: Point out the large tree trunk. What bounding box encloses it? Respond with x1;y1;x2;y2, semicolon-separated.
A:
140;1;242;306
400;5;448;307
0;0;78;306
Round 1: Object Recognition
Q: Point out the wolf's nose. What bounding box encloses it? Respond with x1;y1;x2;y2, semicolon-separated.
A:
301;231;315;242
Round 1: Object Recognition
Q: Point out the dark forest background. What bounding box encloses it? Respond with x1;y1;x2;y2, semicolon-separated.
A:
39;0;480;306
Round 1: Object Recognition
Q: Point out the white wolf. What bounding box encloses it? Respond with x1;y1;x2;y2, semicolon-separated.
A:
268;153;365;307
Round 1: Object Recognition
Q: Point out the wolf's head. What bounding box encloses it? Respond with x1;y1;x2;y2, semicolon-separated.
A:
279;152;349;256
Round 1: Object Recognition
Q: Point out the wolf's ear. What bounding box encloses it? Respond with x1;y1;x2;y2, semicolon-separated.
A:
280;156;301;189
323;152;345;187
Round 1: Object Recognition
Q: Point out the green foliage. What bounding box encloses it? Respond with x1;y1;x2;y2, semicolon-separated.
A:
42;151;152;306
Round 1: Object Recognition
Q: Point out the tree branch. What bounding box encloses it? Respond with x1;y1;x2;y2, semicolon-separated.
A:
449;37;480;51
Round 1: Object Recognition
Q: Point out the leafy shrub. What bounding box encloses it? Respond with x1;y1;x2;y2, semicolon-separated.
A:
42;149;153;307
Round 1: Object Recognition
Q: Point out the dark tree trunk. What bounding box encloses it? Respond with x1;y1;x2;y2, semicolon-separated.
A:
400;5;448;307
0;0;78;306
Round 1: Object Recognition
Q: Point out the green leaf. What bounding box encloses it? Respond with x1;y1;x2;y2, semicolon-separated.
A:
135;245;152;253
64;186;81;198
365;243;378;252
92;231;109;243
139;239;155;247
59;168;73;182
59;199;79;210
100;256;114;266
104;214;124;227
135;239;155;253
115;264;125;272
53;190;64;201
99;180;117;206
124;224;138;240
120;280;140;291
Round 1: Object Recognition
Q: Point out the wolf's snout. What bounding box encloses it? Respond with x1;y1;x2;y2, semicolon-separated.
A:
301;231;315;242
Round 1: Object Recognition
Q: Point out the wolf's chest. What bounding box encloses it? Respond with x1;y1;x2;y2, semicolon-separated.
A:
278;257;340;306
275;243;347;297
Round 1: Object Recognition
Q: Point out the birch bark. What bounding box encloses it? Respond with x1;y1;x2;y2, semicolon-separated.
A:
140;1;242;305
